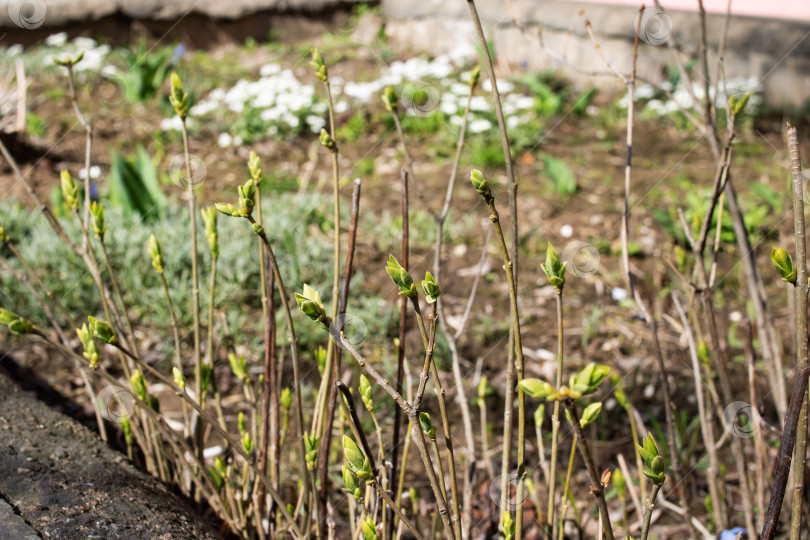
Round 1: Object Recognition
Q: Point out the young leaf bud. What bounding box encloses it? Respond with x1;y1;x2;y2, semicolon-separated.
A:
343;435;372;479
421;271;441;304
238;179;256;216
201;206;219;258
382;86;399;112
130;370;147;401
541;242;567;291
361;516;378;540
89;201;108;240
468;66;481;89
77;323;99;367
248;151;262;185
771;247;797;284
419;412;436;439
469;169;492;199
385;255;417;298
214;202;242;218
169;72;189;119
319;128;336;152
580;402;603;428
359;374;373;411
310;48;328;83
173;366;185;389
295;284;327;322
519;378;555;400
148;234;164;273
88;316;117;345
228;353;248;381
61;170;79;211
304;433;319;470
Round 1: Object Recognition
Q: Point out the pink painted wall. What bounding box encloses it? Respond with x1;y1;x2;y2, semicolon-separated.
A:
583;0;810;22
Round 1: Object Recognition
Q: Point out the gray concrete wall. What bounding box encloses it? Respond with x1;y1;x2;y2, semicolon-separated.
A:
381;0;810;107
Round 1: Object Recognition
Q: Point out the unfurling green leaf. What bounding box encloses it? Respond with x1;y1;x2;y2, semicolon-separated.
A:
215;202;242;218
638;432;666;486
502;511;515;540
421;271;441;303
519;378;555;400
295;284;327;322
242;432;253;455
541;242;567;291
361;516;378;540
342;464;363;502
385;255;417;298
343;435;372;479
771;247;797;284
0;308;34;335
88;316;117;345
228;353;249;381
580;402;603;428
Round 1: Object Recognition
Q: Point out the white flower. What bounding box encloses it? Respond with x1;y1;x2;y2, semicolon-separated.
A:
6;44;23;57
45;32;68;47
468;119;493;134
217;133;233;148
560;224;573;238
79;166;101;180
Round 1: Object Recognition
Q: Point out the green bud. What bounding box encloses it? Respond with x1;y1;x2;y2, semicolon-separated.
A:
519;378;555;400
201;206;219;258
342;464;364;501
200;362;212;395
242;432;253;455
209;466;223;491
771;247;797;284
252;223;264;236
580;402;603;428
674;244;687;274
173;366;185;389
228;353;249;381
315;346;327;375
541;242;567;291
343;435;372;479
215;455;227;478
0;226;8;244
121;413;132;446
697;340;710;363
419;412;436;439
478;375;489;400
409;487;418;508
304;433;319;470
248;151;262;184
169;72;189;119
310;48;328;83
730;93;750;116
238;412;247;436
421;271;441;303
238;178;256;217
61;170;79;211
468;66;481;89
215;202;242;218
88;315;117;345
385;255;417;298
0;308;34;334
534;404;545;428
280;387;292;409
502;511;515;540
613;467;626;499
573;362;610;396
77;323;99;367
295;284;327;322
147;234;164;273
382;86;399;112
319;128;336;152
130;370;147;401
361;516;378;540
149;394;160;413
359;374;373;411
89;201;108;239
469;169;491;198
